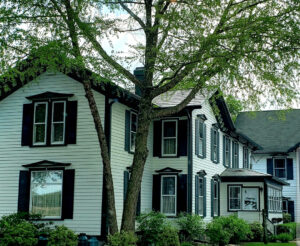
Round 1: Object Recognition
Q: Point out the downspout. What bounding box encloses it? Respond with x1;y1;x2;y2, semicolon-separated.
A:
185;108;193;213
101;94;117;238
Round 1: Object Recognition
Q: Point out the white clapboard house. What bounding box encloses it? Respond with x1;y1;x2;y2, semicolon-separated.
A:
0;61;288;238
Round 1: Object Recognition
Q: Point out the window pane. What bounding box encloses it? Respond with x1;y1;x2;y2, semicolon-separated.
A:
35;104;46;123
214;198;218;215
199;197;203;215
230;199;241;210
163;139;176;155
199;123;204;138
275;169;285;178
162;196;175;214
53;102;64;122
162;177;175;195
230;187;240;198
31;171;62;218
199;178;203;196
131;113;137;132
34;125;45;143
199;139;203;156
243;188;258;210
275;159;285;168
130;132;136;150
164;121;176;137
214;182;218;199
52;123;64;142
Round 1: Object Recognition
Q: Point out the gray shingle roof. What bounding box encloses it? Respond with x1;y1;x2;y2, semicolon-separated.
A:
235;110;300;153
220;168;270;177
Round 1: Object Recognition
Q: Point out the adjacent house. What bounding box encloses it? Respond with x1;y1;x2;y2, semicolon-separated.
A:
0;60;287;238
235;110;300;222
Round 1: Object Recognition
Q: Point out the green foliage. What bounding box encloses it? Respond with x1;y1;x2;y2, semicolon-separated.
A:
283;213;292;223
156;224;180;246
177;213;204;242
248;222;263;242
107;231;138;246
137;211;167;245
0;221;38;246
48;226;78;246
276;223;296;239
225;95;244;122
206;215;251;245
180;242;193;246
275;233;293;243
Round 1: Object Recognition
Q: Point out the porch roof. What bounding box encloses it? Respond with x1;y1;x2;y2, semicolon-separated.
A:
220;168;289;186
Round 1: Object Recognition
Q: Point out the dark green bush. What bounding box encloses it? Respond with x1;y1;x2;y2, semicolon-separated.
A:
276;233;293;243
0;221;38;246
177;213;204;242
206;215;251;245
248;222;263;242
276;222;296;239
48;225;78;246
107;231;138;246
156;224;180;246
283;213;292;223
137;211;167;245
180;242;193;246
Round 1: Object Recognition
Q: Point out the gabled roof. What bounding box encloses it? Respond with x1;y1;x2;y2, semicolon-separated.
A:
235;110;300;153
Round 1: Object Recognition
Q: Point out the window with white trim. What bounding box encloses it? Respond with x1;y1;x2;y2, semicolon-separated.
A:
51;101;66;145
212;129;218;162
162;120;177;156
243;147;249;168
30;170;63;218
229;186;241;210
198;121;205;157
282;199;288;213
161;175;177;216
33;102;48;145
268;187;282;212
213;180;219;216
224;136;231;167
232;141;239;168
130;112;137;152
198;177;204;216
274;158;286;178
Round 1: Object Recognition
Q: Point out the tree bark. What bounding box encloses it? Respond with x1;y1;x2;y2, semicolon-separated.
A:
83;80;119;234
121;97;153;231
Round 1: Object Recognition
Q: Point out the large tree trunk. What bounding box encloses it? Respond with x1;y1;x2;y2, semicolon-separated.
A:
121;97;153;231
83;81;119;234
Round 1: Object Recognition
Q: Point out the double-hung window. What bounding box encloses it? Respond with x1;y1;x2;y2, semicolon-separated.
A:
229;186;241;210
243;147;249;169
30;170;63;218
198;177;204;215
232;141;239;168
130;112;137;152
161;175;177;216
196;119;206;158
162;120;177;157
228;186;259;211
211;128;219;163
33;102;48;145
212;180;219;216
51;101;66;145
223;136;231;167
274;158;286;178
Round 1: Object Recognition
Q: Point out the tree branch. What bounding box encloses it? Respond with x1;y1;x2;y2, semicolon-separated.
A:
118;1;146;30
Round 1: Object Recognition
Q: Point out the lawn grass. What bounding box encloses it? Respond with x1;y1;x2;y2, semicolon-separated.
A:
242;242;296;246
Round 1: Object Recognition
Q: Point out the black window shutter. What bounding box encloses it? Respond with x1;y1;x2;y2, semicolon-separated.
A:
216;131;220;163
62;169;75;219
288;200;295;222
125;110;130;152
211;179;214;217
267;158;274;175
203;177;207;217
123;170;129;203
21;104;33;146
18;171;30;213
178;120;188;157
195;119;200;156
203;124;207;158
177;174;187;213
236;143;239;168
153;121;162;157
66;101;78;144
152;175;161;211
195;176;199;214
287;158;293;180
210;128;214;161
223;136;226;167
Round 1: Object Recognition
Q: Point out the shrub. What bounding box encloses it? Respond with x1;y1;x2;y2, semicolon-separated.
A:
137;211;167;245
276;222;296;239
205;215;251;245
48;226;78;246
0;221;38;246
283;213;292;223
180;242;193;246
248;222;263;242
276;233;293;243
156;224;180;246
107;231;138;246
177;213;204;242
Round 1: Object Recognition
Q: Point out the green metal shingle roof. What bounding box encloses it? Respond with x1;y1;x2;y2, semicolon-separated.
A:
235;110;300;153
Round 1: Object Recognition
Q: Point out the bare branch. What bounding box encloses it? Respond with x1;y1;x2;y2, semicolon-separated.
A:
118;1;146;29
